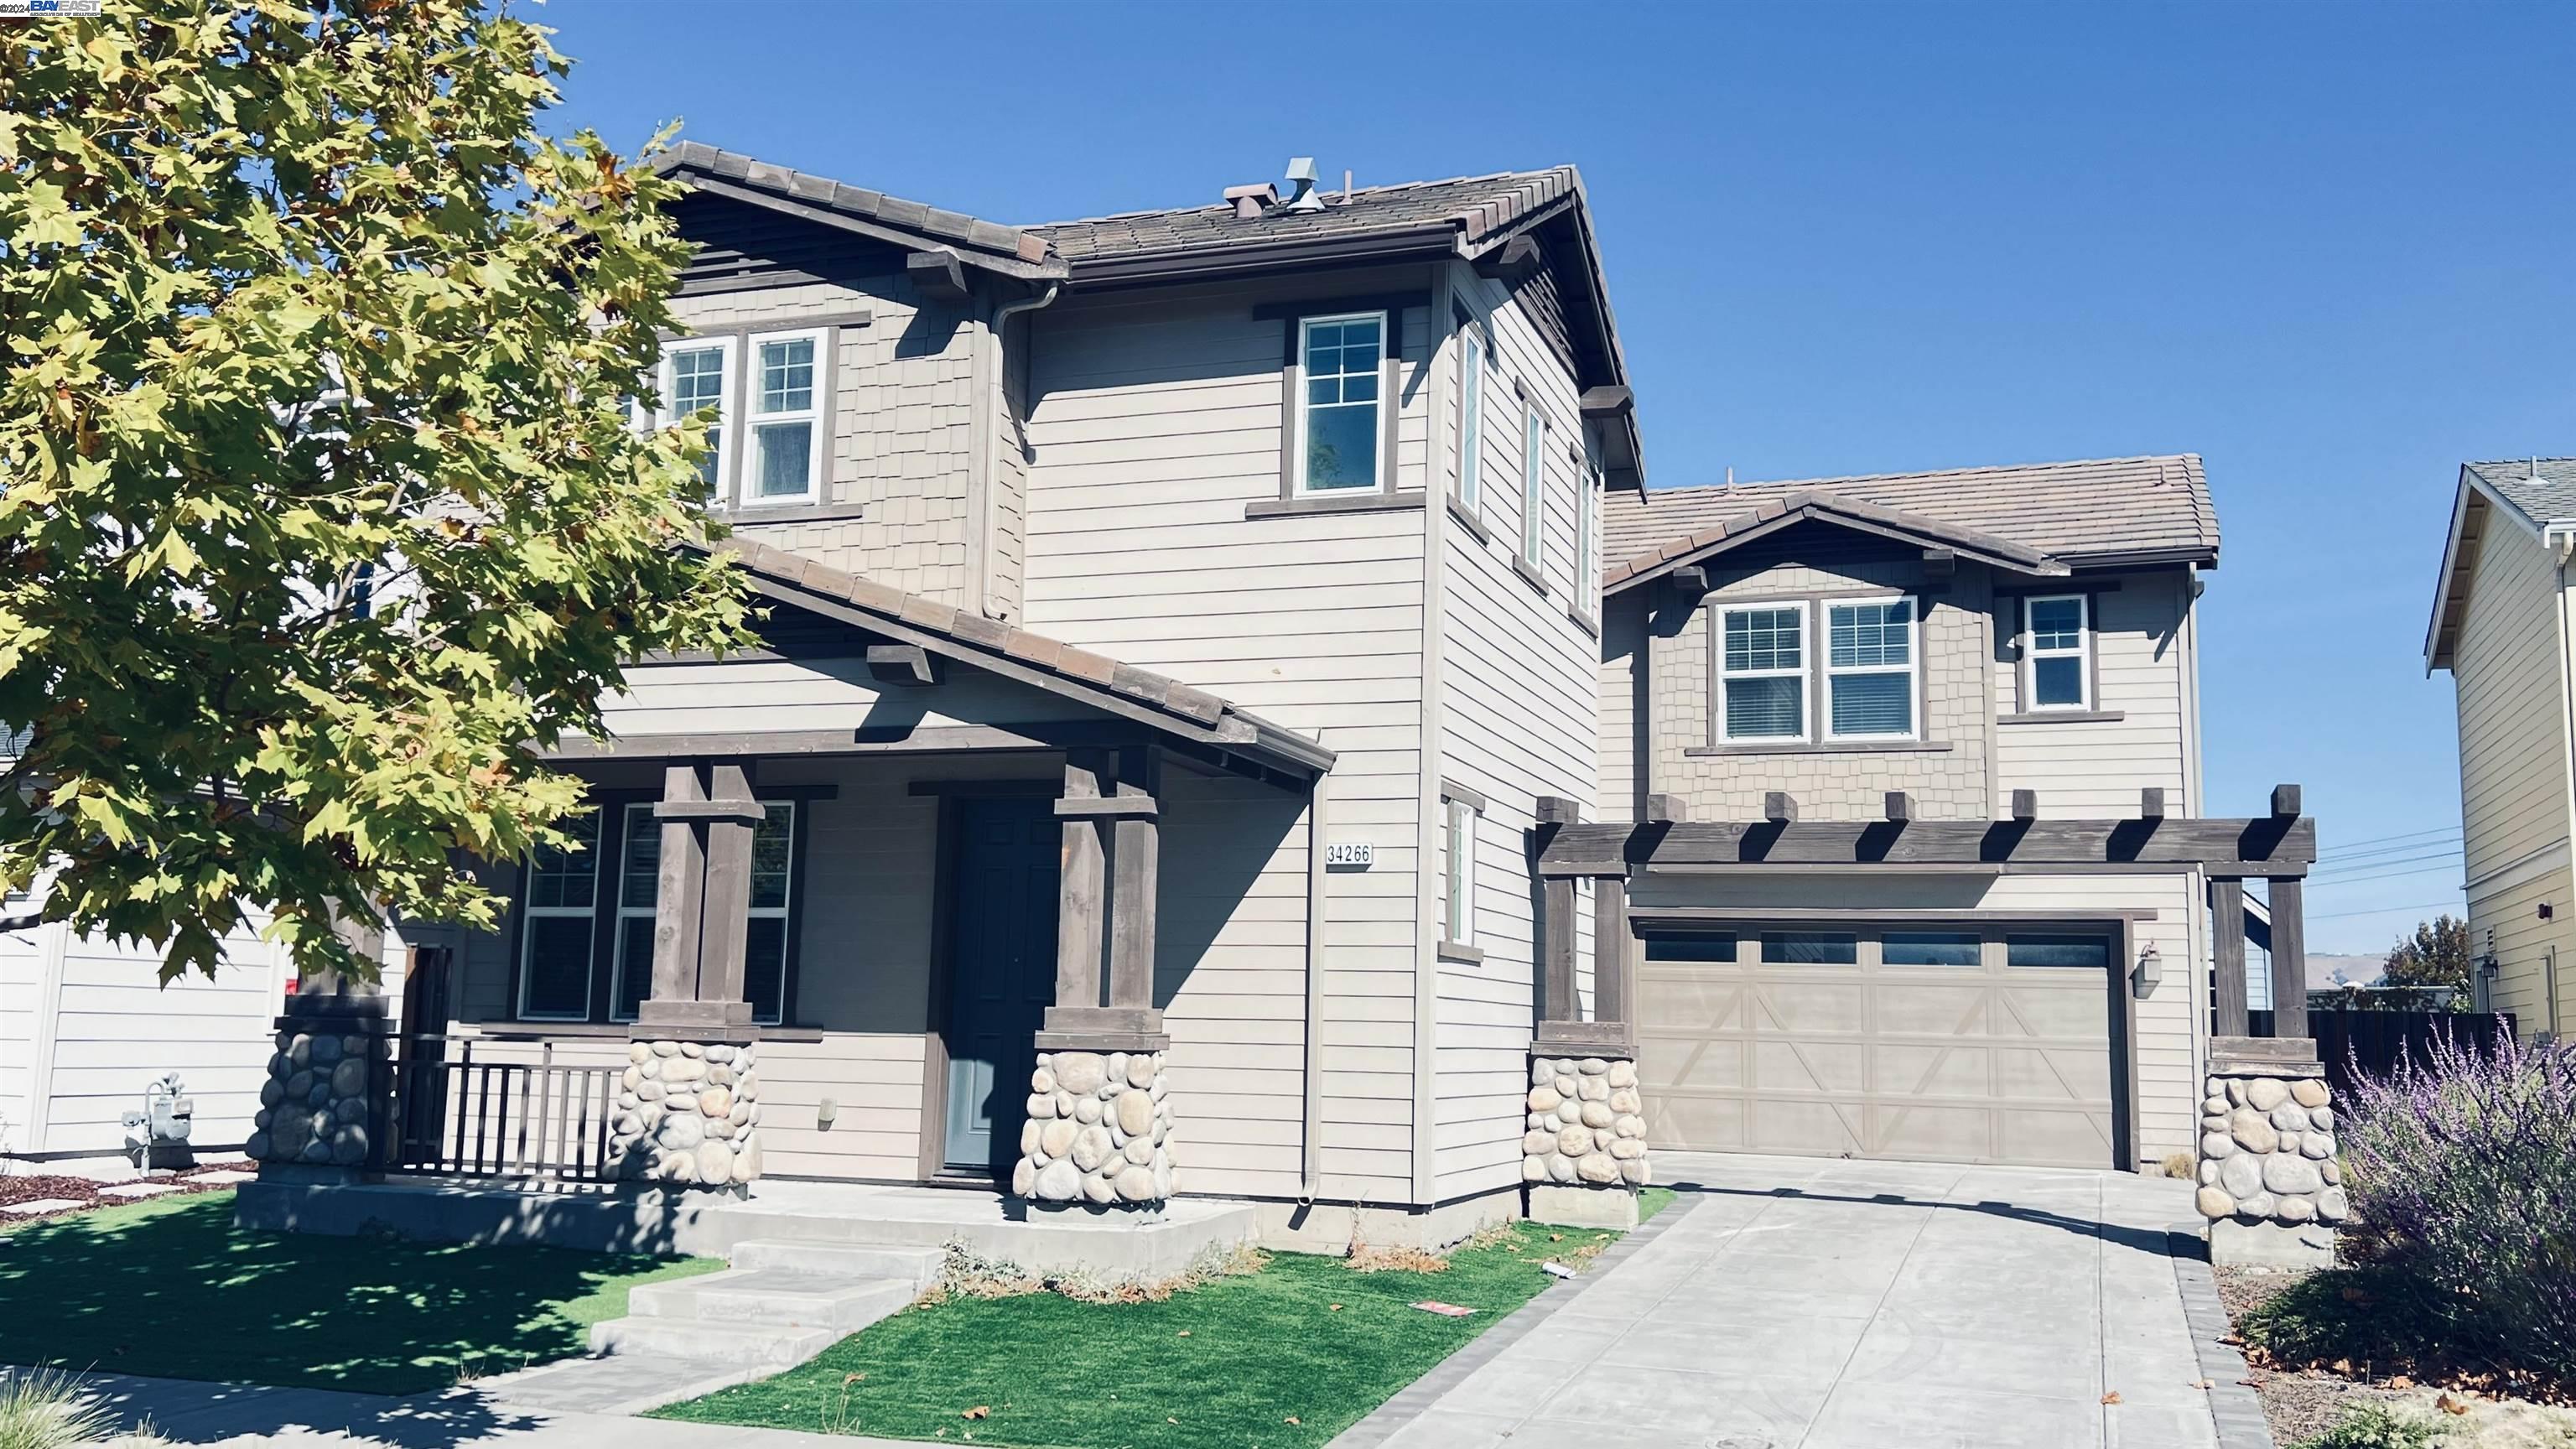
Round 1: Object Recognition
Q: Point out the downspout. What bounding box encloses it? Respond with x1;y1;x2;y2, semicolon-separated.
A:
977;282;1061;620
2546;523;2576;1034
1301;767;1329;1202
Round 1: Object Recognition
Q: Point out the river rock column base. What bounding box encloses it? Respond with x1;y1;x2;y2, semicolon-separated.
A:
247;1005;392;1180
1523;1054;1648;1228
2199;1046;2342;1268
1013;1049;1172;1213
608;1040;761;1190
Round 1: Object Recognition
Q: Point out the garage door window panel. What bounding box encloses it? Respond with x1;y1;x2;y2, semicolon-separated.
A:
2006;934;2111;969
1760;930;1857;964
1881;930;1980;966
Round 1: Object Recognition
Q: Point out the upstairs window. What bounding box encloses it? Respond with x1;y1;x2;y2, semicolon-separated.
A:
1519;402;1547;569
746;329;825;506
661;339;734;497
1297;312;1384;493
1826;599;1917;740
2024;595;2090;709
1454;321;1485;511
1576;452;1602;618
1720;604;1808;741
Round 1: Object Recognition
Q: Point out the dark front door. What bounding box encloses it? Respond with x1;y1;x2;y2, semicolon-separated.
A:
943;796;1062;1177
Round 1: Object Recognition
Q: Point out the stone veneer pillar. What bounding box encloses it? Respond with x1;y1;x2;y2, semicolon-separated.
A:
608;1038;761;1187
1523;1049;1650;1228
2199;1041;2345;1267
1013;1047;1173;1208
248;994;392;1177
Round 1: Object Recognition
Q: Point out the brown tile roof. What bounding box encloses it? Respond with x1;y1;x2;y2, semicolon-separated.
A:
699;538;1332;773
2464;458;2576;522
647;143;1065;278
1604;454;2218;589
1601;489;2069;592
1030;168;1581;267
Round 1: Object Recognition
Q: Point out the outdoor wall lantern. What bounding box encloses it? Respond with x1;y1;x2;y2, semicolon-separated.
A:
2132;942;2163;1000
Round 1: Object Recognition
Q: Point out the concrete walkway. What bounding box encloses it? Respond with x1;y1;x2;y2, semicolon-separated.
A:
1361;1152;2226;1449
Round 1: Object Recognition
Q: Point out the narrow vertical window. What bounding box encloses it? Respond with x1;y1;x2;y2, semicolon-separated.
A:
1719;604;1808;741
1825;599;1918;740
1576;454;1601;617
517;809;600;1021
746;329;825;505
660;338;734;498
2024;595;2090;709
743;803;796;1025
610;803;660;1022
1455;323;1484;511
1297;312;1384;493
1443;797;1477;948
1519;402;1546;569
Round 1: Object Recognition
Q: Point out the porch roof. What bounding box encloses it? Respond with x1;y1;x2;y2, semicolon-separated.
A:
669;538;1336;778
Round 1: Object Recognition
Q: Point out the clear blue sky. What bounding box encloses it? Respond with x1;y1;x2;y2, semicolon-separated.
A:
536;0;2576;953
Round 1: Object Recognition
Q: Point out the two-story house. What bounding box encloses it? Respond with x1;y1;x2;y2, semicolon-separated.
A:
346;145;1639;1248
2426;458;2576;1031
1576;457;2266;1173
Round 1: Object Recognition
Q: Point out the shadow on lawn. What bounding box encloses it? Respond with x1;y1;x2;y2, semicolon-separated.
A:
0;1193;672;1403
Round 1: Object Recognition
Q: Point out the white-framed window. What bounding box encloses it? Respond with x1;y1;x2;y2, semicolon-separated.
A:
743;802;796;1026
2023;594;2090;709
1719;602;1808;741
659;336;735;500
1455;322;1485;511
517;808;601;1021
744;328;826;506
609;802;661;1023
1825;598;1918;740
1296;311;1384;494
1519;402;1546;569
1442;797;1478;948
1576;451;1602;617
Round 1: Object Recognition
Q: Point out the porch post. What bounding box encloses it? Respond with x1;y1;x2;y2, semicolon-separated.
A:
1018;745;1174;1213
2210;876;2250;1037
609;761;766;1192
248;906;394;1182
1525;797;1647;1228
2267;876;2309;1042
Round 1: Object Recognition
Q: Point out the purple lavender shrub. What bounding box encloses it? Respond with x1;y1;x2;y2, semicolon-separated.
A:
2339;1027;2576;1374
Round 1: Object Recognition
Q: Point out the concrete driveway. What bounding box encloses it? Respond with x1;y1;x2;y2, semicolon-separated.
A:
1364;1152;2236;1449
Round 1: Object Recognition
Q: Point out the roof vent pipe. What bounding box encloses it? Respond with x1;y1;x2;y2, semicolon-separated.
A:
1223;183;1276;220
1282;157;1327;214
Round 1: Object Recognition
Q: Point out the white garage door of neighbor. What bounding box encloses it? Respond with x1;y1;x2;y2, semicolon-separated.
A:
1637;926;2121;1170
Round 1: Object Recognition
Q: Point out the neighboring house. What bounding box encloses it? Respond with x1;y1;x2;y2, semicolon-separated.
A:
373;145;1639;1244
2425;458;2576;1030
1581;457;2272;1173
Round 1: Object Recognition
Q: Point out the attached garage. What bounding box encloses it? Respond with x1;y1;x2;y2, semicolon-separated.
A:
1636;922;2133;1169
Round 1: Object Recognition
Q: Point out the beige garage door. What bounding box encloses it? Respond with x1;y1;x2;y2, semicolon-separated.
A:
1637;926;2121;1169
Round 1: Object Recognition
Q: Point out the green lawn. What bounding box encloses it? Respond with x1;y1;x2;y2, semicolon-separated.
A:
656;1186;1677;1449
0;1191;722;1394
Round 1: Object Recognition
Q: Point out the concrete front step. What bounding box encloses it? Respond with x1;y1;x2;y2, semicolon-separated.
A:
484;1349;776;1417
627;1268;917;1332
729;1238;944;1288
587;1313;843;1367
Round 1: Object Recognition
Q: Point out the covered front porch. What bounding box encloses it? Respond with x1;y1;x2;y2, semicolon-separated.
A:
247;539;1329;1230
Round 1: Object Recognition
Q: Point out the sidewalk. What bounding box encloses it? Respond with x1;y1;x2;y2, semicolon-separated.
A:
63;1369;913;1448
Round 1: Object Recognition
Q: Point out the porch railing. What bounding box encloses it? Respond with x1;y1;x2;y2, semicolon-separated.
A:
383;1033;623;1182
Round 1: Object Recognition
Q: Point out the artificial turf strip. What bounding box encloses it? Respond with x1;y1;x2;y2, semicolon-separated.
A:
0;1191;722;1394
657;1198;1671;1449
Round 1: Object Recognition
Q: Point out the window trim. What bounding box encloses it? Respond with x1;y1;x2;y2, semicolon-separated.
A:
515;808;605;1024
1441;794;1479;952
1518;397;1547;570
1291;309;1391;498
1454;312;1486;514
658;335;738;507
1822;595;1921;743
2023;593;2092;712
1575;447;1602;623
1716;600;1812;744
739;325;830;510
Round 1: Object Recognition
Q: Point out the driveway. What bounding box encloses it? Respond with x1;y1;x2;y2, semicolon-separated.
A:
1365;1152;2234;1449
